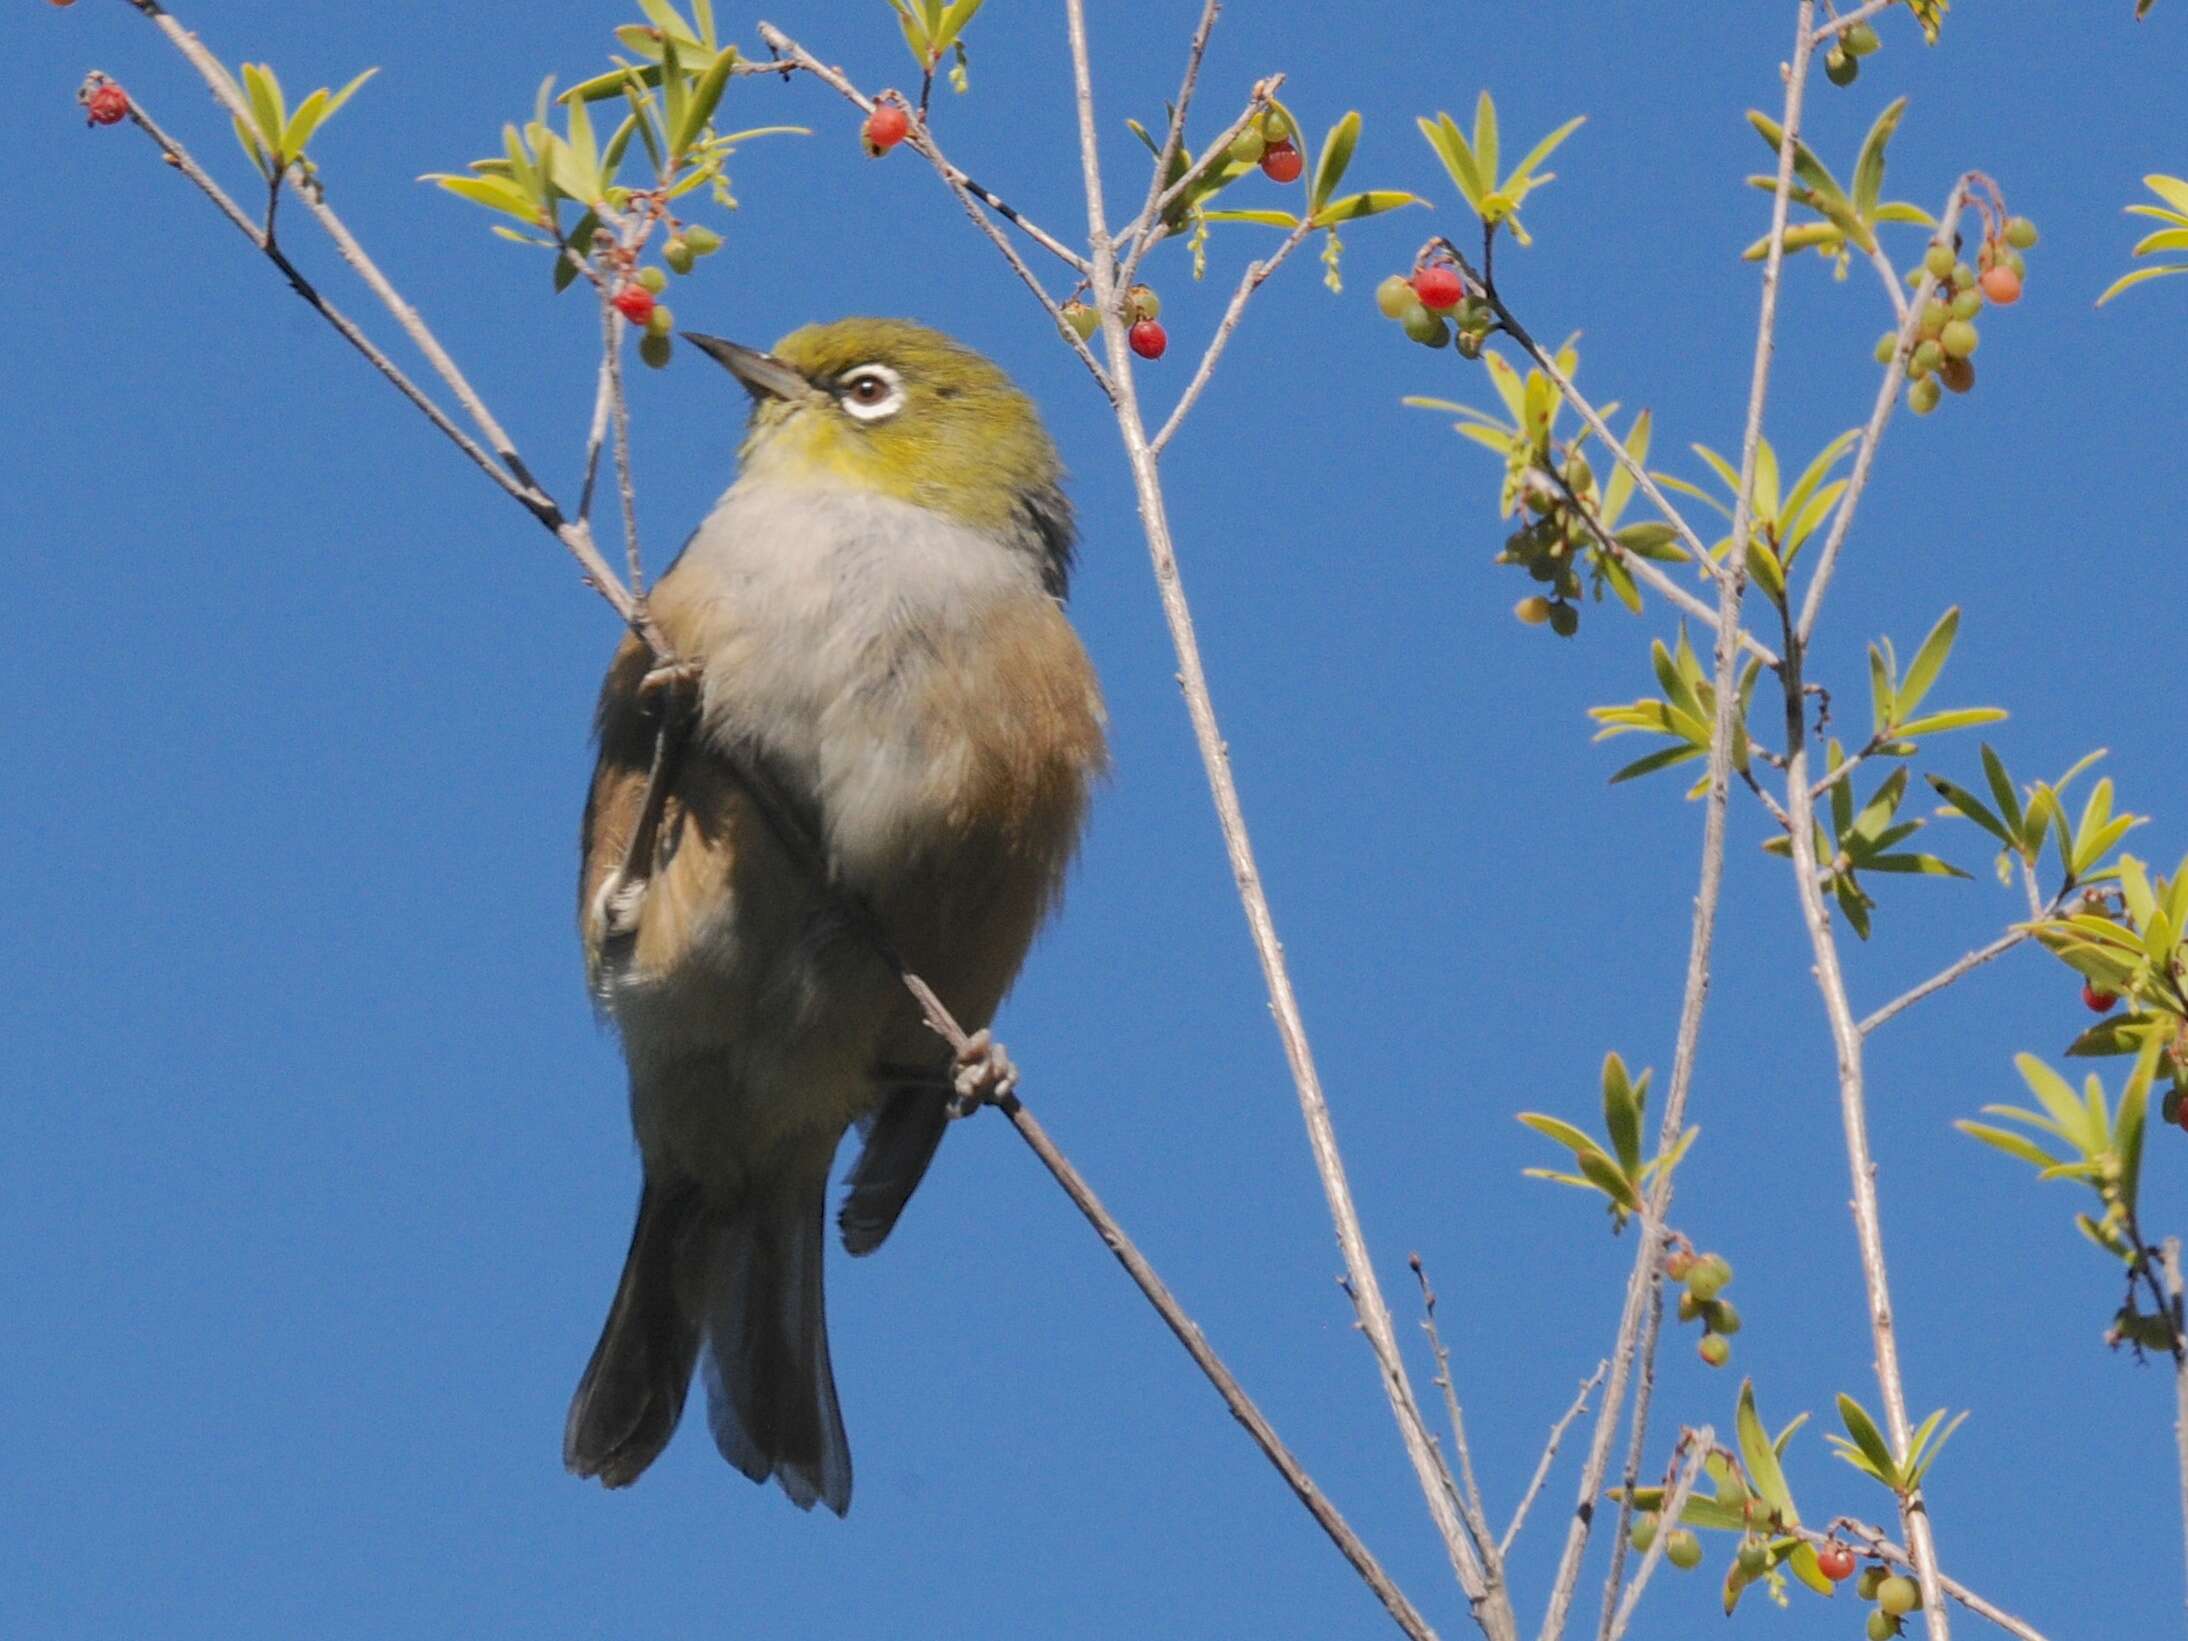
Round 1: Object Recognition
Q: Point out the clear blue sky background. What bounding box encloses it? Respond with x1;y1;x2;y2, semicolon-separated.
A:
7;3;2187;1637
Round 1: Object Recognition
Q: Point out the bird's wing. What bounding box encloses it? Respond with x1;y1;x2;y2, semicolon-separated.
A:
579;633;745;993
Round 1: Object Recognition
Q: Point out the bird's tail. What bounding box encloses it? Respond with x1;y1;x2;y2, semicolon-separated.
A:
565;1174;853;1516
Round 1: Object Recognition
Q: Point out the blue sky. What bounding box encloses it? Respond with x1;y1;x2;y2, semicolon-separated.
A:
7;3;2188;1637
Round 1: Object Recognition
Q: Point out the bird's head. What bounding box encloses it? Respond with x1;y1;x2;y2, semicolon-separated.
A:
687;318;1073;592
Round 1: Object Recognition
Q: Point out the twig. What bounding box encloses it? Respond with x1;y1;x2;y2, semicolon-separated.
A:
1127;78;1282;272
1411;1256;1497;1563
1060;1;1508;1632
1150;216;1316;454
1809;0;1901;48
1503;1364;1607;1560
1808;1521;2050;1641
1542;12;1815;1638
1130;0;1222;247
1602;1431;1711;1641
1810;734;1891;802
607;311;643;595
893;970;1441;1640
755;23;1111;399
579;299;617;525
1858;925;2033;1036
1795;179;1972;647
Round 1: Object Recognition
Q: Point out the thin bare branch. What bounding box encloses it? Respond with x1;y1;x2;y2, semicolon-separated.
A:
1131;0;1222;239
1809;0;1900;48
1858;926;2032;1036
1503;1364;1607;1560
1150;216;1316;454
1411;1256;1497;1564
1603;1431;1712;1641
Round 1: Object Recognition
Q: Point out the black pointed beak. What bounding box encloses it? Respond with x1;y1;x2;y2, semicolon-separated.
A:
682;333;815;402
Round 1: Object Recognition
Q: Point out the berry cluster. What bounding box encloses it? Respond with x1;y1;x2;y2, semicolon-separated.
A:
1822;19;1883;86
1498;454;1598;638
1228;108;1302;184
1665;1246;1740;1367
1888;210;2037;416
1856;1563;1924;1638
1627;1511;1704;1572
1060;284;1168;360
1375;260;1491;356
599;223;722;369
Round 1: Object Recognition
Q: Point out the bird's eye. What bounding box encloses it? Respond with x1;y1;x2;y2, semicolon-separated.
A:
837;363;905;422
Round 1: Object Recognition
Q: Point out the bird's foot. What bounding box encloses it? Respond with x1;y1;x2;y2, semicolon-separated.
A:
949;1029;1019;1117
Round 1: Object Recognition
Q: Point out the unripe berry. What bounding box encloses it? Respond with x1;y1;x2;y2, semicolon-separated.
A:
1128;318;1168;359
1664;1248;1696;1281
1858;1565;1888;1601
1844;20;1882;54
1979;264;2022;304
1665;1530;1704;1570
1704;1299;1742;1336
663;238;696;275
2084;980;2119;1013
1817;1543;1857;1582
635;265;669;294
1127;283;1162;322
1872;332;1898;365
1923;243;1955;280
1548;602;1579;637
1376;274;1418;319
1911;339;1944;376
862;102;910;155
1877;1575;1921;1616
1868;1611;1899;1641
2005;249;2027;278
1685;1254;1732;1301
1515;596;1553;626
1412;265;1465;311
638;331;673;369
1909;376;1941;415
1257;107;1292;143
1940;318;1979;358
1951;261;1978;291
611;283;656;325
1401;306;1450;347
1259;139;1303;183
1919;299;1951;336
84;83;130;125
681;224;723;255
645;302;675;337
1737;1539;1769;1576
1824;46;1859;85
1698;1333;1731;1367
1630;1512;1659;1552
1949;288;1983;320
2004;215;2039;249
1061;299;1100;341
1228;126;1266;165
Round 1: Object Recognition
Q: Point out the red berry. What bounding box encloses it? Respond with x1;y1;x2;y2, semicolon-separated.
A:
862;103;910;156
2083;980;2119;1014
1412;265;1465;312
84;84;130;125
611;284;657;326
1128;318;1168;360
1259;140;1303;183
1978;264;2022;305
1817;1543;1857;1582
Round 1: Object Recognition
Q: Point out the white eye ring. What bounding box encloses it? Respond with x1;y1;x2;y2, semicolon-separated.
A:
838;363;905;421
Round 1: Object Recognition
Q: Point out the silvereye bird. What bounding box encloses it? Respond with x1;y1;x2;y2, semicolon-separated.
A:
564;319;1107;1515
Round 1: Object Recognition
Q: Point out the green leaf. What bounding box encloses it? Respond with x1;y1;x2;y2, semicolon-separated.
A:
1925;775;2010;846
2097;264;2188;305
1311;190;1423;227
1471;91;1498;196
1516;1112;1619;1169
1851;97;1908;221
1419;113;1484;213
1735;1380;1797;1516
1310;111;1359;214
1610;744;1705;784
1835;1393;1899;1486
1980;744;2025;841
636;0;705;47
1955;1120;2063;1170
1895;707;2007;738
1900;1409;1967;1490
241;62;287;159
673;45;741;159
1602;1054;1643;1177
1895;606;1957;719
931;0;987;53
1200;208;1301;228
1505;114;1585;191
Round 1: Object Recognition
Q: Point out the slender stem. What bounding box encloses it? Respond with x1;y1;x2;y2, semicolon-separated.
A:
1504;1364;1607;1560
1064;1;1508;1631
1602;1431;1711;1641
1150;216;1316;454
1857;925;2036;1036
1591;1283;1662;1641
1808;1521;2049;1641
1412;1256;1499;1567
1810;0;1900;48
1540;12;1814;1637
754;23;1111;398
1130;0;1222;242
579;300;617;525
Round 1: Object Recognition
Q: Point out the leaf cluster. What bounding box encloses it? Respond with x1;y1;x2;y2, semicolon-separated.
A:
1741;99;1932;275
1826;1393;1965;1495
1517;1053;1696;1228
228;60;377;182
1417;92;1583;248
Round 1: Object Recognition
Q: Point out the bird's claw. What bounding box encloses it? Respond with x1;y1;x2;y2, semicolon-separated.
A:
949;1029;1018;1116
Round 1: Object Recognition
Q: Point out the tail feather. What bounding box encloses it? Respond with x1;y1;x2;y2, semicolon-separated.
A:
839;1085;952;1256
564;1180;705;1488
699;1182;853;1515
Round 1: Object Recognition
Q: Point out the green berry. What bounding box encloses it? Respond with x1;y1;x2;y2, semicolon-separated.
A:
1629;1512;1659;1552
1858;1565;1888;1601
1873;331;1898;365
2004;215;2039;249
638;330;673;369
1228;125;1266;165
1824;46;1859;85
645;302;675;337
635;265;669;294
1868;1611;1899;1641
1060;299;1100;341
1548;602;1579;637
1877;1575;1921;1616
681;224;723;255
1950;288;1983;320
1665;1530;1704;1570
2006;249;2027;277
663;238;697;275
1455;329;1484;360
1919;299;1951;336
1376;274;1417;319
1698;1333;1731;1367
1911;338;1944;375
1737;1539;1769;1576
1940;318;1979;357
1923;243;1954;280
1952;261;1978;290
1128;283;1162;322
1909;376;1941;414
1402;307;1450;347
1257;107;1291;142
1705;1299;1743;1336
1844;20;1882;54
1685;1255;1732;1301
